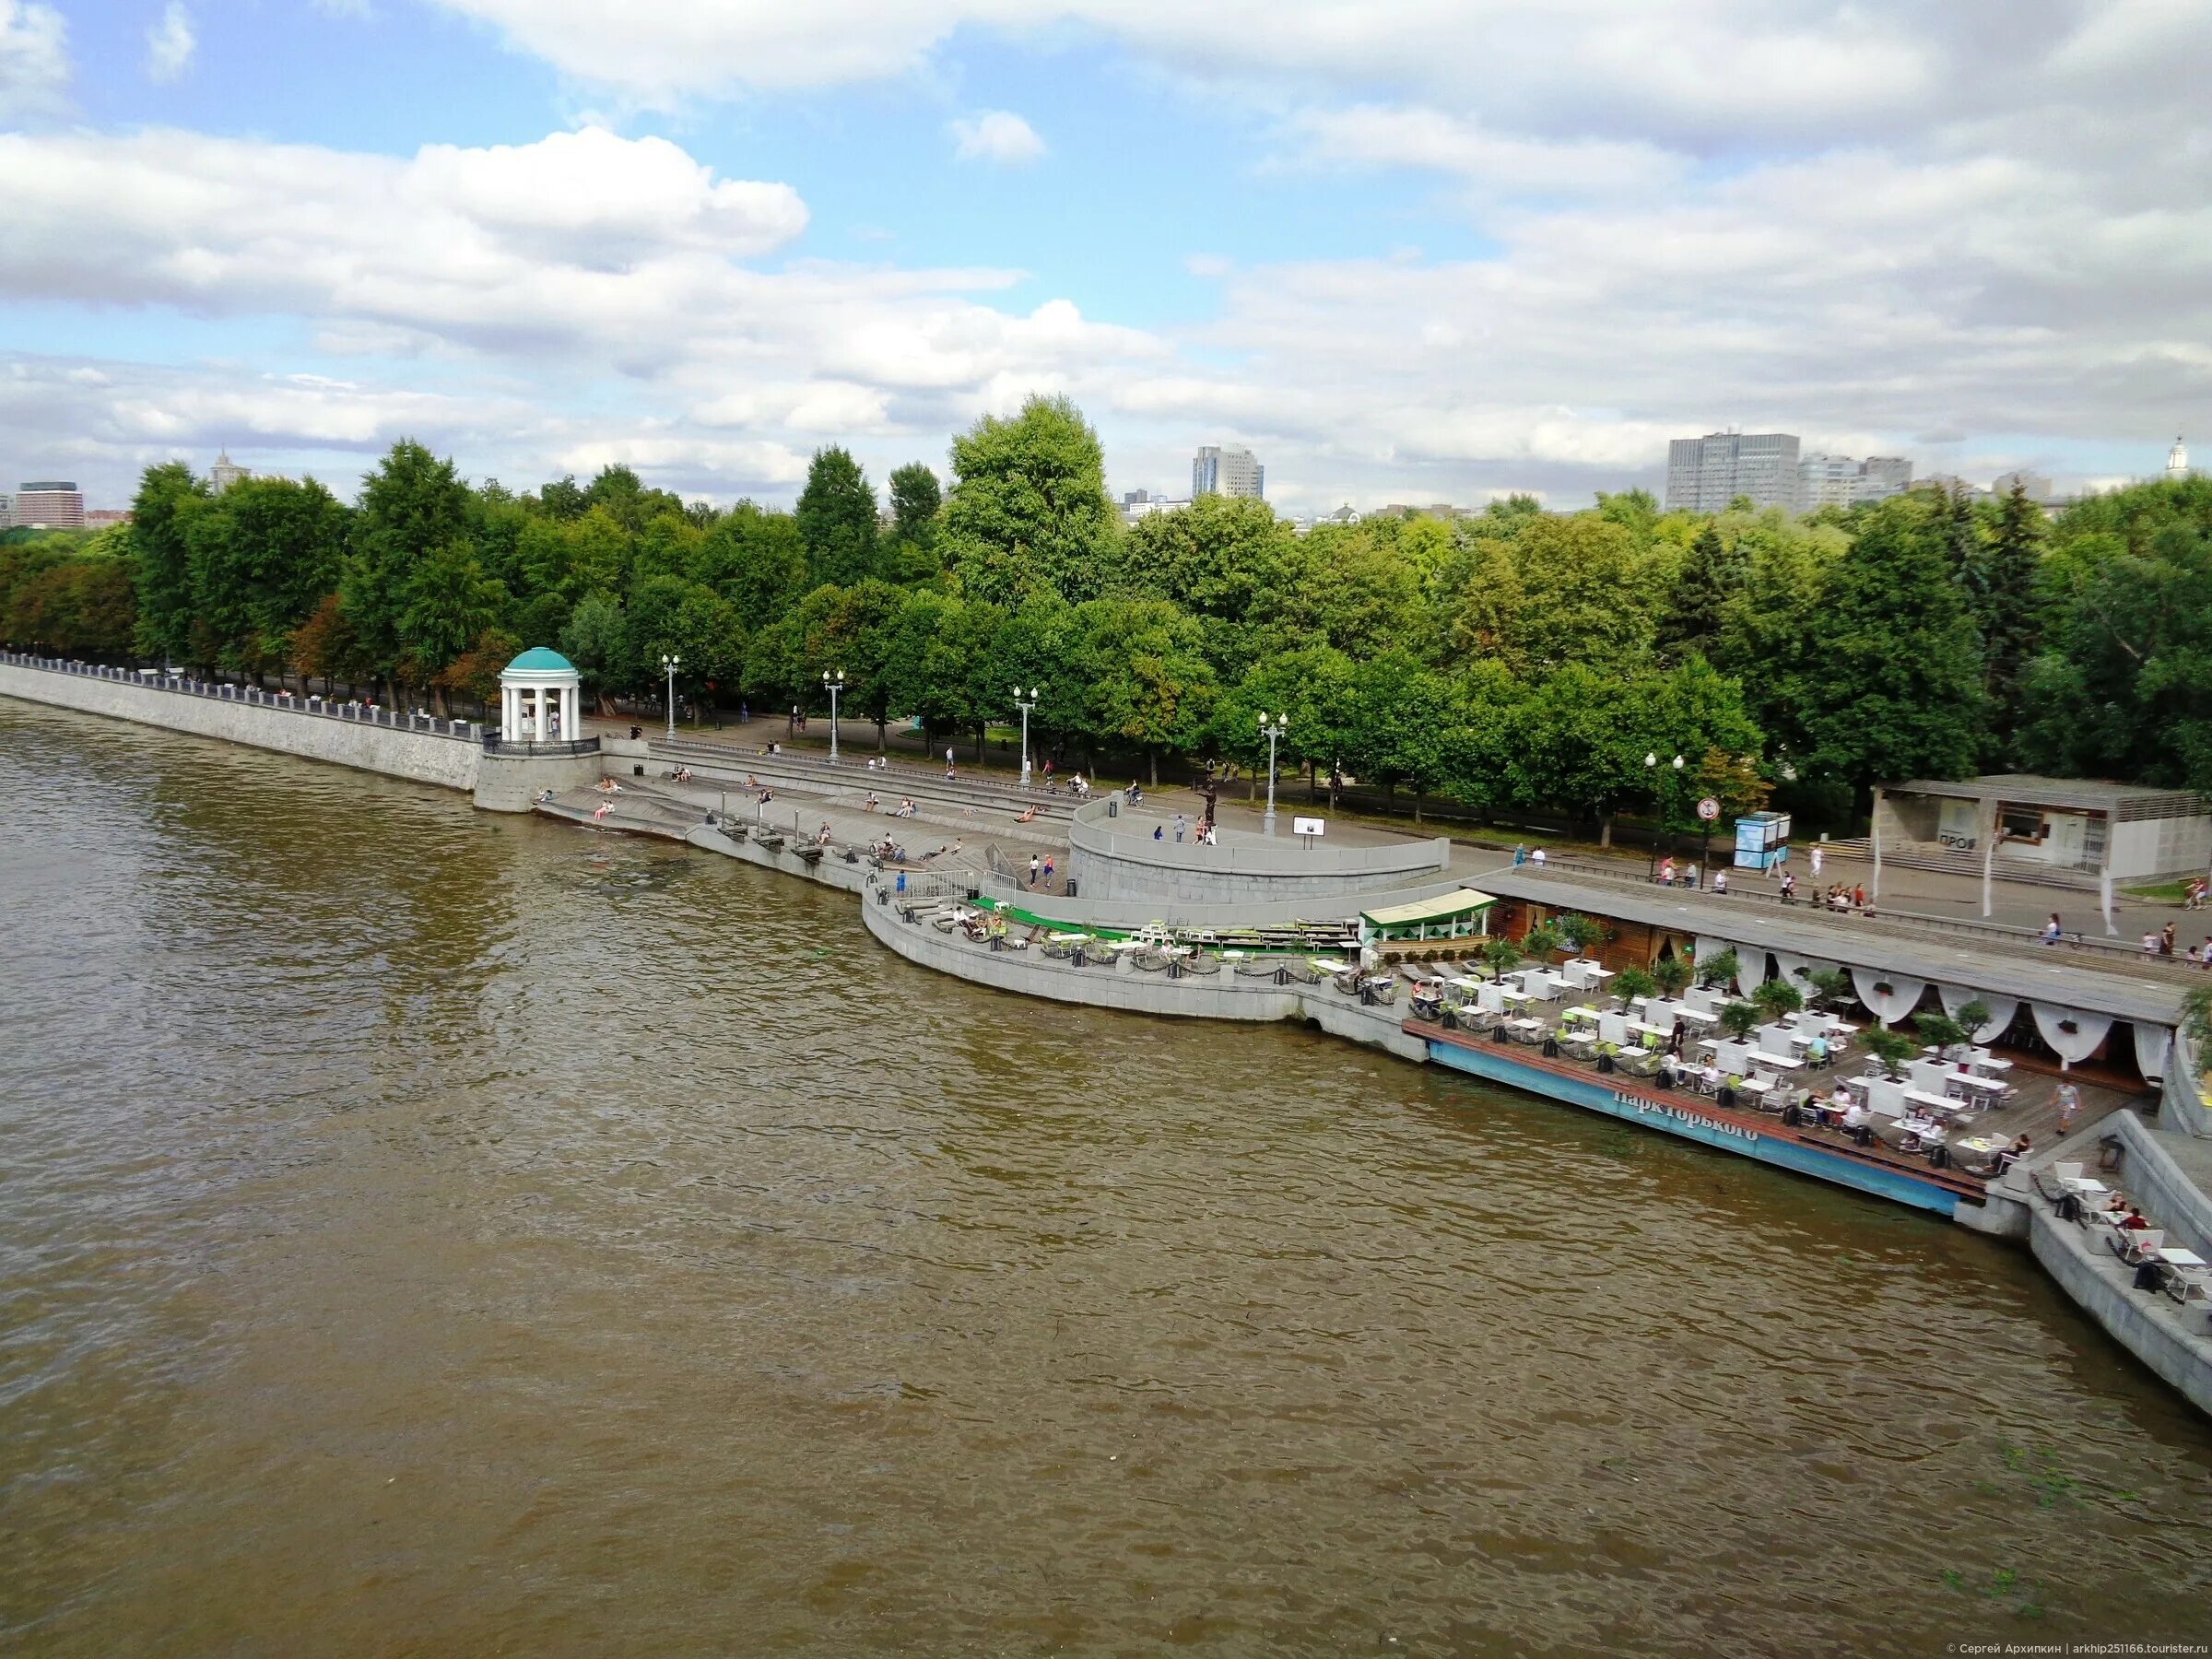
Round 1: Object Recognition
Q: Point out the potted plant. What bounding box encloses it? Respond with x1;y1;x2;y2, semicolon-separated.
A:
1806;967;1853;1011
1652;954;1693;1000
1748;978;1804;1023
1521;922;1564;962
1955;1000;1992;1042
1718;1001;1759;1043
1696;947;1741;991
1481;935;1523;979
1558;913;1609;956
1862;1025;1915;1080
1912;1012;1970;1059
1612;965;1657;1009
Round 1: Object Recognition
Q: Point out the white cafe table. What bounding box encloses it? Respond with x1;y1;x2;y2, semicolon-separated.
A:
1671;1006;1720;1026
2059;1176;2110;1198
1049;932;1089;943
1630;1021;1673;1041
1902;1087;1956;1113
1947;1074;2006;1097
2156;1246;2207;1268
1898;1117;1947;1142
1752;1051;1804;1072
1508;1017;1545;1033
1561;1006;1600;1023
1499;988;1533;1006
1447;975;1485;991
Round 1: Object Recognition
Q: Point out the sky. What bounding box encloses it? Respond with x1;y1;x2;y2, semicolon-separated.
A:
2;1;2209;513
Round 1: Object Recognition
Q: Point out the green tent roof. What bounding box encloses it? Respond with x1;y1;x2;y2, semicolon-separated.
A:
503;646;577;674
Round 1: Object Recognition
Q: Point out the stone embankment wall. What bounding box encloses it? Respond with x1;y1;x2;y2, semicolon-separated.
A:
1065;795;1452;905
1;656;481;792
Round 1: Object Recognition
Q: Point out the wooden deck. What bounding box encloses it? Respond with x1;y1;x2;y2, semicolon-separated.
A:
1398;968;2153;1191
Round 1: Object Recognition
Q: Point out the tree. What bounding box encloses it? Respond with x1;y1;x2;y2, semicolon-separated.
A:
1806;967;1853;1011
1862;1026;1915;1077
1980;479;2045;757
1718;1001;1759;1042
698;504;809;632
1067;597;1217;783
1791;495;1983;799
1504;512;1656;670
1212;644;1358;800
399;539;507;711
1112;493;1302;677
289;592;371;694
889;462;941;539
1656;524;1744;665
795;447;881;589
1612;965;1657;1006
185;476;347;679
943;395;1118;606
436;627;522;716
345;440;472;700
129;462;210;665
559;593;629;712
1343;648;1462;819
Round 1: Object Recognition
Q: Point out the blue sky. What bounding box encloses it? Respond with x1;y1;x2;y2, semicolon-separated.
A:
3;0;2208;510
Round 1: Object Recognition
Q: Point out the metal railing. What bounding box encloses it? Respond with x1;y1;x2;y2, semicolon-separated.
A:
482;734;601;757
1519;849;2206;985
2;652;479;741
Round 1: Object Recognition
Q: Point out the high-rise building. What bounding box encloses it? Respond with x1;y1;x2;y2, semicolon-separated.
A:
13;482;85;528
210;450;251;493
0;494;12;531
1796;453;1913;508
1989;469;2052;500
1665;432;1800;512
1193;444;1265;500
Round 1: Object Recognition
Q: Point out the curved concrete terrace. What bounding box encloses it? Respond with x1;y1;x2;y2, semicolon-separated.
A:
1066;794;1451;905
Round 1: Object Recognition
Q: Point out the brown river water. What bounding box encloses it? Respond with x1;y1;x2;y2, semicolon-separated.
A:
4;700;2211;1657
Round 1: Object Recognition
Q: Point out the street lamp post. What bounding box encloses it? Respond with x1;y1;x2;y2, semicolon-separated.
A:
1260;712;1289;836
662;653;681;743
1012;685;1039;787
1644;751;1684;878
822;670;844;763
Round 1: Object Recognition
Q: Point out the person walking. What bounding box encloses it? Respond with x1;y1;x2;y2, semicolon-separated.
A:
945;747;956;781
1028;853;1041;888
2056;1080;2081;1136
1810;843;1824;879
1175;814;1187;842
1712;868;1728;895
1780;871;1795;904
2041;912;2063;946
1513;842;1528;866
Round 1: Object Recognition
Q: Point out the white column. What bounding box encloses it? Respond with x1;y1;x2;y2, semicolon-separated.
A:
501;684;515;740
564;683;578;741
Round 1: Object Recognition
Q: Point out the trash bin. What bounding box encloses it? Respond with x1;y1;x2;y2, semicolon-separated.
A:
1065;877;1077;899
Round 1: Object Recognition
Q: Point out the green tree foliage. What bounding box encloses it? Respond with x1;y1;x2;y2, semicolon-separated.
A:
344;440;472;697
2019;478;2212;790
885;461;945;583
944;395;1118;606
1980;479;2046;757
0;530;135;655
1791;494;1983;799
1068;597;1216;784
184;477;348;678
1656;523;1744;665
795;446;881;589
399;539;507;709
128;462;210;665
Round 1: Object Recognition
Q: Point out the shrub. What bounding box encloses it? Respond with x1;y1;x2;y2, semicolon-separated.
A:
1749;979;1804;1021
1863;1026;1915;1078
1612;965;1657;1006
1696;947;1741;990
1652;955;1693;998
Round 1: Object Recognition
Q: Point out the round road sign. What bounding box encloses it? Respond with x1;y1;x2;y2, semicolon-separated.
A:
1696;796;1721;821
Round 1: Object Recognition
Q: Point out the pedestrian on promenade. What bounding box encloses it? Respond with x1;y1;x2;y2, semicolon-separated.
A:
1153;824;1164;841
1684;861;1699;889
2160;922;2176;956
1530;847;1547;866
1810;844;1824;878
1513;843;1527;865
2057;1081;2081;1135
1029;853;1041;887
2041;912;2063;945
1659;855;1675;886
1042;853;1055;884
1176;815;1187;842
945;747;956;781
1780;871;1795;903
1851;883;1865;909
1712;868;1728;895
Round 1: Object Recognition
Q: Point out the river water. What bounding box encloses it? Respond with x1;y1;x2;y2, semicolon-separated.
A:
4;700;2210;1657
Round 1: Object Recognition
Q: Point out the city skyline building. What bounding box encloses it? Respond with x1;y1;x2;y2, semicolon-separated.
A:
1797;452;1914;509
210;450;251;493
1193;443;1265;500
1664;431;1801;512
13;481;86;529
2169;435;2192;481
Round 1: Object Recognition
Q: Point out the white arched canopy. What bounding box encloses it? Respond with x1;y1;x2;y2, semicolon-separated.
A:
499;647;583;745
1937;983;2018;1045
1851;966;1929;1028
2031;1003;2114;1072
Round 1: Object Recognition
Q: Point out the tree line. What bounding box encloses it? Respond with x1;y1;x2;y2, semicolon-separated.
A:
5;394;2210;826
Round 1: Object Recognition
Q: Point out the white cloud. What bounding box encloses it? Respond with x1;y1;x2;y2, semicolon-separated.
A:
145;2;194;83
948;110;1045;165
0;0;66;116
1291;104;1685;200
